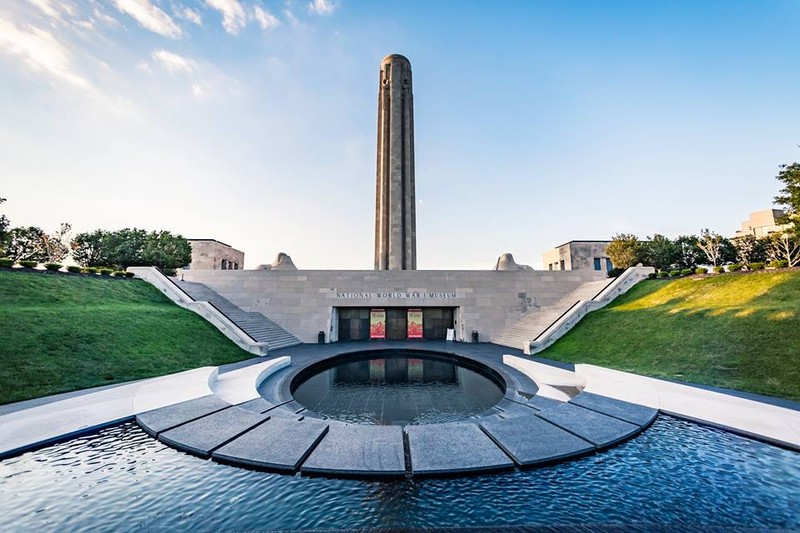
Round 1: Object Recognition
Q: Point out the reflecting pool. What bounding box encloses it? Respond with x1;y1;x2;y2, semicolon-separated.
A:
291;351;505;424
0;415;798;531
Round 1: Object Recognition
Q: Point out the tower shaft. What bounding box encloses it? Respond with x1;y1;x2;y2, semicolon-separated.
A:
375;54;416;270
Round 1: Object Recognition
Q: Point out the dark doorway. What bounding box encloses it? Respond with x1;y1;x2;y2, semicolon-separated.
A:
338;308;370;341
385;308;407;340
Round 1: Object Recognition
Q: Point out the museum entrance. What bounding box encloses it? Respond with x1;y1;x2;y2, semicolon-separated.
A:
336;307;455;341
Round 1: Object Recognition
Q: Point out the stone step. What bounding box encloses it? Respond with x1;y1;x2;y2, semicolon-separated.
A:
176;280;302;350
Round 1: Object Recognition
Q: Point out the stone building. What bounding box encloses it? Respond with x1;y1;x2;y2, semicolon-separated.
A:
542;241;613;272
733;209;789;238
186;239;244;271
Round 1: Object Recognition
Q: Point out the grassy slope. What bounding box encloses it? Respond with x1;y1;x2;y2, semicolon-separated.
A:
0;270;252;405
539;271;800;401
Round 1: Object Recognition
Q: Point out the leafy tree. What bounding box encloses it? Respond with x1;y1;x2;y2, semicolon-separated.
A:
71;229;110;267
774;161;800;233
639;234;678;272
141;230;192;269
674;235;703;270
104;228;148;269
6;226;47;262
605;233;641;269
732;235;769;266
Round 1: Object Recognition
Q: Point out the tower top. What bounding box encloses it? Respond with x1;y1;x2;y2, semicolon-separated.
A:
381;54;411;65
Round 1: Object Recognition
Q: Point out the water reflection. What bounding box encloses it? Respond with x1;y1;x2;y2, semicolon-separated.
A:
292;354;504;425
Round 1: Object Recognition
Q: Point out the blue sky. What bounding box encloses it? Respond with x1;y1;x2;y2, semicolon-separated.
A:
1;0;799;269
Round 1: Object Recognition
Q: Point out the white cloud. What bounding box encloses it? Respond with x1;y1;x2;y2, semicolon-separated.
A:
151;49;197;73
136;59;152;74
283;9;301;27
252;6;279;30
92;7;122;28
26;0;62;20
113;0;183;38
307;0;336;16
0;18;92;89
191;82;204;97
180;7;202;26
205;0;246;34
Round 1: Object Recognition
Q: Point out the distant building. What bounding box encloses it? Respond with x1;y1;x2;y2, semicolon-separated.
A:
542;241;613;272
186;239;244;270
733;209;789;239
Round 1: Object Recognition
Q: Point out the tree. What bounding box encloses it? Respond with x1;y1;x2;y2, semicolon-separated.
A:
605;233;641;269
6;226;47;262
104;228;148;269
674;235;703;270
639;234;678;272
71;230;110;267
768;232;800;267
0;198;8;257
42;223;71;263
141;230;192;269
697;229;725;267
732;234;768;266
774;161;800;233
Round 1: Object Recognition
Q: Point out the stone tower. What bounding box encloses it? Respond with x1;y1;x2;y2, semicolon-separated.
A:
374;54;416;270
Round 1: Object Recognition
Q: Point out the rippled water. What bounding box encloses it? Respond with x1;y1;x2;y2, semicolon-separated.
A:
0;416;798;531
292;352;505;424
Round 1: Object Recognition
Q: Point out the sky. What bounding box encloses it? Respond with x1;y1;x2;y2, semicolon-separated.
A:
1;0;799;270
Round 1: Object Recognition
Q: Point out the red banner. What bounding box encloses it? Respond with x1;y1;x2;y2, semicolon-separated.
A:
370;309;386;339
407;309;423;339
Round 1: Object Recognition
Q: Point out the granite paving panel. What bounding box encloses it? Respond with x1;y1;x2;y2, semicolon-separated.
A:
535;403;639;447
158;407;270;457
480;415;594;466
236;398;275;413
525;396;563;412
213;417;329;472
406;423;514;476
569;392;657;426
136;395;231;436
301;424;405;478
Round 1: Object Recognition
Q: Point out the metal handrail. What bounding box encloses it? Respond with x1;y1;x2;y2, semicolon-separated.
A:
154;267;196;302
531;300;581;343
590;277;618;301
205;301;260;344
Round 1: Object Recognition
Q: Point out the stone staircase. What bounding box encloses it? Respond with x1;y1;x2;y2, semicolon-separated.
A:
492;279;612;351
176;280;302;351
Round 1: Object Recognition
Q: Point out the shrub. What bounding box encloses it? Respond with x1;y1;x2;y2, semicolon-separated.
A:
0;258;14;268
99;268;113;276
680;268;693;276
112;270;127;277
770;260;789;269
66;265;81;273
82;267;99;274
748;262;765;271
658;271;669;278
19;260;38;268
728;263;743;272
713;266;725;274
695;267;708;275
44;263;62;272
669;269;682;277
123;271;135;278
161;267;177;277
648;273;657;279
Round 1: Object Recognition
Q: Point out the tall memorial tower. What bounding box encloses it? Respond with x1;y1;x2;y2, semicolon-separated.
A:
374;54;416;270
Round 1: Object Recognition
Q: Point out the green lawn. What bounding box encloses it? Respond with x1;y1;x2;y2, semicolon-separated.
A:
539;270;800;401
0;270;252;405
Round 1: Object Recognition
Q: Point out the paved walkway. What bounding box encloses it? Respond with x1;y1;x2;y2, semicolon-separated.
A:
1;342;798;462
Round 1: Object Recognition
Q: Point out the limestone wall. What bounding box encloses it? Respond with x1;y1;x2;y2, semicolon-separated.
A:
180;269;607;344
